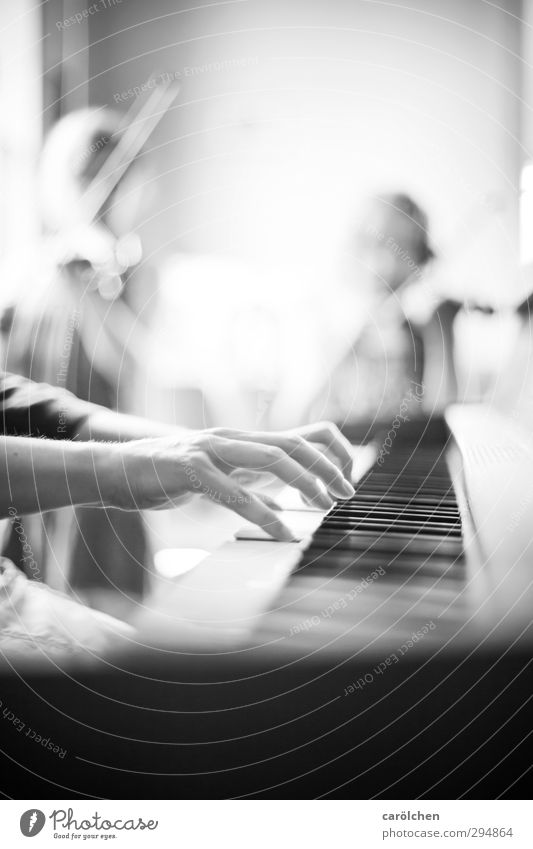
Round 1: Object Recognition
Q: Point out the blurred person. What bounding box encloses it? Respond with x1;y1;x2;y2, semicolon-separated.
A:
309;193;460;438
1;108;159;613
0;369;355;661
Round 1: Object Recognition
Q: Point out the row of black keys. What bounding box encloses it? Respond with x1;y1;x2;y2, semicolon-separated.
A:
298;444;464;572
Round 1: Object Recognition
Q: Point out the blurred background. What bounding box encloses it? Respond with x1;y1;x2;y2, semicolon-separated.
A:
2;0;533;430
2;0;533;612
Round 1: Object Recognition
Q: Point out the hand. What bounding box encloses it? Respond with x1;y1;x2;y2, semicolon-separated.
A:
107;425;355;541
287;421;353;481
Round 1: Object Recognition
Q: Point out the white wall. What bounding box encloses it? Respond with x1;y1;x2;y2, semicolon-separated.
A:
0;0;42;300
89;0;523;299
87;0;526;425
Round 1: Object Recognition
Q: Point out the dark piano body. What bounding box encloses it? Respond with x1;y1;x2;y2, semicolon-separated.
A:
1;418;532;799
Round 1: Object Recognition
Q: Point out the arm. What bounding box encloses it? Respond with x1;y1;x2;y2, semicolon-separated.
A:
1;372;355;539
1;424;355;539
0;371;353;473
0;370;187;443
75;406;188;442
0;435;112;517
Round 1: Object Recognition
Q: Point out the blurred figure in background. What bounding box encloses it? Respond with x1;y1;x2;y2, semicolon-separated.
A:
1;108;157;615
308;192;460;439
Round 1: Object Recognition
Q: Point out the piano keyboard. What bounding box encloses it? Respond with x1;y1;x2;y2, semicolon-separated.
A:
255;423;468;654
6;411;529;802
301;445;463;568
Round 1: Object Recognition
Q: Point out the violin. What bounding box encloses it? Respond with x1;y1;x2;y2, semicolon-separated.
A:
49;73;180;300
50;223;143;300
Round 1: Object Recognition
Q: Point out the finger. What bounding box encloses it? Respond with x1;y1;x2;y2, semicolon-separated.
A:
294;422;353;482
211;431;354;498
260;433;354;498
229;468;278;489
208;440;336;510
196;460;296;541
255;493;283;511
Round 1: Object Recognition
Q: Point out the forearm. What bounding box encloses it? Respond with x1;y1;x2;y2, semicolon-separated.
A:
1;370;190;444
0;436;114;517
0;422;356;540
76;405;190;442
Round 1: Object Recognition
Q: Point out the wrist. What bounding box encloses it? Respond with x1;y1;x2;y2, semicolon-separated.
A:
1;436;122;517
92;439;155;511
66;441;119;508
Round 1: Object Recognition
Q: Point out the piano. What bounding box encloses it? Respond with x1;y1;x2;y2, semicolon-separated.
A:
1;407;532;798
134;407;533;657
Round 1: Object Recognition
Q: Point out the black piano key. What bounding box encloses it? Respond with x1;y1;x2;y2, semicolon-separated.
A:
321;521;462;537
310;531;463;557
351;491;457;507
297;550;463;579
324;509;461;524
260;428;466;653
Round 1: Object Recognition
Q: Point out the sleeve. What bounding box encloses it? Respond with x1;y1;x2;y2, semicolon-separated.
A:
0;371;91;440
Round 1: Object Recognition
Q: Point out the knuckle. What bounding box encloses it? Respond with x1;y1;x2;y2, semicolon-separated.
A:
188;449;208;468
187;432;205;450
208;427;230;438
224;485;251;505
288;435;305;452
266;445;284;462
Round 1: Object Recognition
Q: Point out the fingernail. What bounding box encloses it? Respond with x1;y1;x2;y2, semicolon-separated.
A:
335;478;355;498
262;495;282;511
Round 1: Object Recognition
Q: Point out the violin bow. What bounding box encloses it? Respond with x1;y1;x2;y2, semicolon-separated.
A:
80;72;181;227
